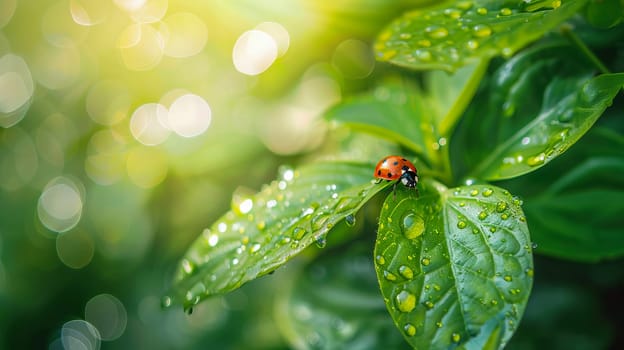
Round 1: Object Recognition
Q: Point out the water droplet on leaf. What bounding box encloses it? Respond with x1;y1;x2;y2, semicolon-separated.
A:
402;212;425;239
399;265;414;279
404;323;416;336
345;214;356;227
396;290;416;313
421;257;431;266
472;24;492;37
425;26;449;39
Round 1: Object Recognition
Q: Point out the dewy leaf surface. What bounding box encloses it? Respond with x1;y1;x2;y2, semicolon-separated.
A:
502;127;624;262
375;0;587;71
277;244;409;350
374;180;533;349
455;43;624;180
166;161;389;311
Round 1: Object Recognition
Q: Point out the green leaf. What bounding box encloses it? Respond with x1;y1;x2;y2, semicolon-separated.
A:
166;161;389;311
455;43;624;180
276;244;410;350
502;127;624;262
325;78;435;159
326;61;486;169
375;0;588;71
374;180;533;349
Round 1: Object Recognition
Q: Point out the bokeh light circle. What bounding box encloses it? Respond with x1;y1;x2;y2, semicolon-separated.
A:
126;147;168;188
38;177;85;233
70;0;112;26
0;127;38;191
129;0;168;23
85;130;127;185
85;294;128;341
161;12;208;58
255;22;289;57
31;43;82;90
130;103;170;146
0;0;17;29
61;319;101;350
118;23;165;71
41;0;89;47
86;80;131;126
56;229;94;269
331;39;375;79
0;54;34;127
232;30;278;76
167;94;212;138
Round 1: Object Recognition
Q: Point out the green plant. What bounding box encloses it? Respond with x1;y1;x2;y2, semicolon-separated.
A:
167;0;624;348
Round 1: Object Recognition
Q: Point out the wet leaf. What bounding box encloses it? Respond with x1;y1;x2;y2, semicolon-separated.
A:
375;0;587;71
325;78;434;158
166;161;390;311
502;127;624;262
374;180;533;349
326;61;486;166
277;244;409;350
454;43;624;180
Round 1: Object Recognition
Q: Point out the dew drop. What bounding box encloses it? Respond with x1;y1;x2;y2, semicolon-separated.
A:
376;255;386;266
489;227;496;233
432;283;441;291
292;227;306;240
526;153;545;166
417;39;432;47
421;257;431;266
496;201;507;212
345;214;356;227
443;8;462;19
399;33;412;39
436;321;443;328
161;296;172;308
384;271;398;281
478;211;488;220
501;213;509;220
451;332;461;343
181;259;195;274
425;26;449;39
482;188;493;197
402;212;425;239
256;221;266;230
476;7;488;15
470;189;479;196
250;243;261;253
472;24;492;38
466;40;479;50
499;8;512;16
424;301;435;309
504;275;513;282
457;1;473;10
315;234;327;248
404;323;417;337
491;299;498;306
532;242;538;249
457;221;467;229
526;268;534;277
459;201;466;207
415;49;432;62
399;265;414;280
395;290;416;313
311;214;329;231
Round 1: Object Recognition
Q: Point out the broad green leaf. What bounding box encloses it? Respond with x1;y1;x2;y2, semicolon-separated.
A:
277;244;409;350
375;0;588;71
166;161;390;311
454;43;624;180
326;62;486;168
325;78;435;159
374;180;533;349
501;127;624;262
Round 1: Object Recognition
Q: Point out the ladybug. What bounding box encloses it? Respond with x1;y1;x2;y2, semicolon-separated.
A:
374;156;418;190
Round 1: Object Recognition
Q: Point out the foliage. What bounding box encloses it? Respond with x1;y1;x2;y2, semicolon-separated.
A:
169;0;624;349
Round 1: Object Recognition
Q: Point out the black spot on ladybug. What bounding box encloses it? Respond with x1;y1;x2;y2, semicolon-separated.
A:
401;158;407;161
393;161;399;166
377;170;382;176
387;172;393;178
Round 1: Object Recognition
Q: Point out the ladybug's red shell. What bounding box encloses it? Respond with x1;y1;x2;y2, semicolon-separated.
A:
374;156;418;188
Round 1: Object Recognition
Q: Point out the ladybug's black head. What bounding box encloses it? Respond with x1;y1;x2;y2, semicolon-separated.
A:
400;170;418;188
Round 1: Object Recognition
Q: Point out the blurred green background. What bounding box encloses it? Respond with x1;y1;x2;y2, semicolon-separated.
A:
1;0;623;349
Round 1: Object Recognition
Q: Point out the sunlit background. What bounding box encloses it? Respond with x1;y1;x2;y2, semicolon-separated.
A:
0;0;417;348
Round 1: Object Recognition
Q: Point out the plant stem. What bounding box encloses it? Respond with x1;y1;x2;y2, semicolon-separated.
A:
561;25;611;74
